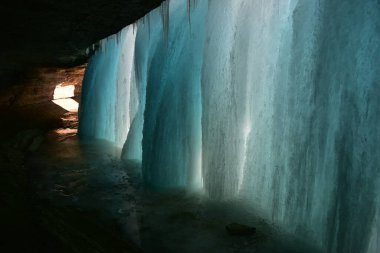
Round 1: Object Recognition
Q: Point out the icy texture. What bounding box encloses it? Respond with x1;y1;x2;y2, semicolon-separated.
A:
79;0;380;252
138;1;206;189
79;1;206;187
79;27;141;152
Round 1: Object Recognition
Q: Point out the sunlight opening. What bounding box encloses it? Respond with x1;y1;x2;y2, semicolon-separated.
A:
52;98;79;112
53;84;75;99
52;84;79;112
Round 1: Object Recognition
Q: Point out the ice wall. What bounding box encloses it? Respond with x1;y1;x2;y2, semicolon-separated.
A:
79;27;139;149
79;0;206;177
137;1;206;189
79;0;380;252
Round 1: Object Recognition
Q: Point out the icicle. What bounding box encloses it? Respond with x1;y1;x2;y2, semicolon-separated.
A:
187;0;191;27
160;0;170;45
187;0;198;29
142;13;151;38
116;31;120;45
100;40;105;53
132;22;137;34
147;13;151;38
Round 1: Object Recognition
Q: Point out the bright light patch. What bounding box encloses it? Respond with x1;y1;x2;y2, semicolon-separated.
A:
52;84;78;112
52;98;79;112
54;84;75;99
54;128;78;135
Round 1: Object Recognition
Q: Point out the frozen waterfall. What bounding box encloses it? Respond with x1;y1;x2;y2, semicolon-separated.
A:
79;0;380;252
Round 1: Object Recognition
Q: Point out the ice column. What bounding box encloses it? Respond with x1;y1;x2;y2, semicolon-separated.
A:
138;0;206;189
79;27;139;149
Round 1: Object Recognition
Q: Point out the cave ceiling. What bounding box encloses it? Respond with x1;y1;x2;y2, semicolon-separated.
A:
0;0;164;88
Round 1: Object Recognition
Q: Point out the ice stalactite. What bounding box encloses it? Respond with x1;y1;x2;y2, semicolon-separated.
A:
160;0;170;43
79;0;380;252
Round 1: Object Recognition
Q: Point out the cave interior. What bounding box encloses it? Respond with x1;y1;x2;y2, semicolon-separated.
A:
0;0;379;253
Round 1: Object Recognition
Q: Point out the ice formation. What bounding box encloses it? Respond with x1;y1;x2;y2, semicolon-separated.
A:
79;0;380;252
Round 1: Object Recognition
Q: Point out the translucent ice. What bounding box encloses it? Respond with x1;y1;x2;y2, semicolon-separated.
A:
79;0;380;252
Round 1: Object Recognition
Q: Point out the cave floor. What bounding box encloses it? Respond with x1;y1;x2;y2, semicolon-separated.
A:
20;132;321;253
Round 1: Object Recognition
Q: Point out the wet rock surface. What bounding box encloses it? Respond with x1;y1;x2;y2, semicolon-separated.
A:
12;128;45;152
0;128;142;252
